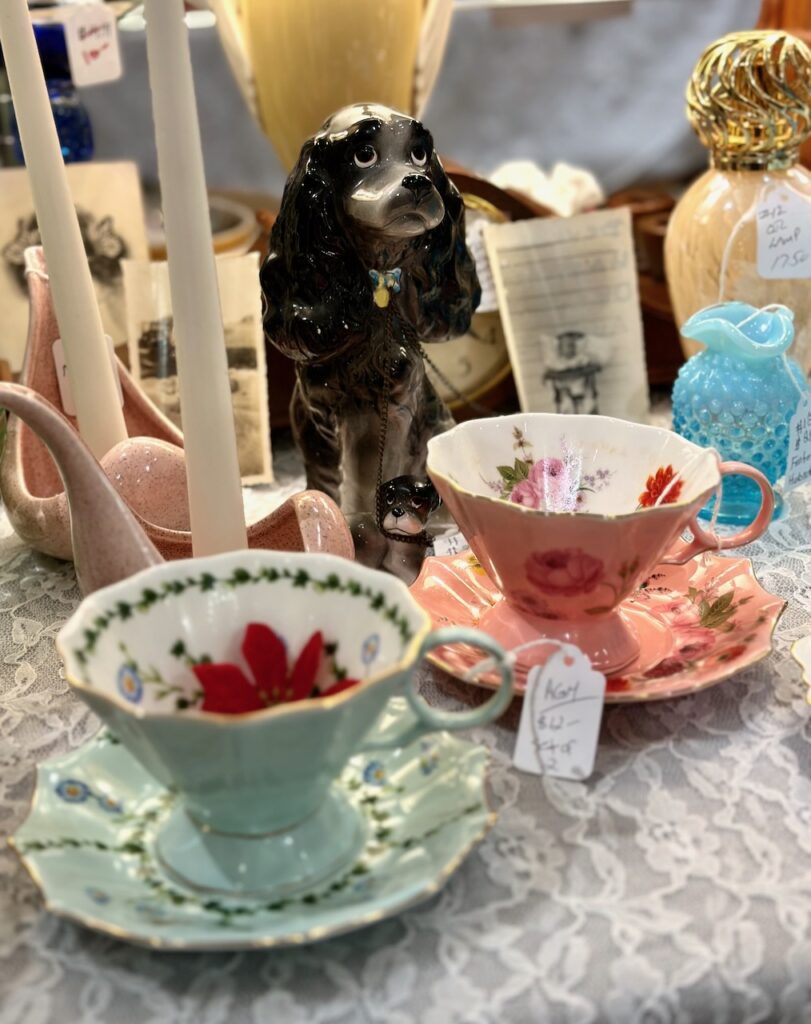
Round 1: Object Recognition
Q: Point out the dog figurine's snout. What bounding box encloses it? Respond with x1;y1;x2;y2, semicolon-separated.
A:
402;174;434;203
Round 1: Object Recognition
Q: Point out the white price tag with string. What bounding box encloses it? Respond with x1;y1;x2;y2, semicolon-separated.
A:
64;4;122;88
785;392;811;493
432;531;470;557
513;645;605;781
756;185;811;279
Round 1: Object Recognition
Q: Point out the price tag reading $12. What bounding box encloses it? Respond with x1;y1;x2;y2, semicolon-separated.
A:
65;4;123;89
756;185;811;280
513;646;606;781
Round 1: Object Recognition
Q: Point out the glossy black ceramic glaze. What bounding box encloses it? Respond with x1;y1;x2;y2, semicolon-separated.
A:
261;103;479;581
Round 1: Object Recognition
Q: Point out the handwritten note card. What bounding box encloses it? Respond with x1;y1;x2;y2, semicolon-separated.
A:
757;185;811;280
466;212;499;313
483;207;649;422
65;4;123;89
513;646;605;781
785;393;811;492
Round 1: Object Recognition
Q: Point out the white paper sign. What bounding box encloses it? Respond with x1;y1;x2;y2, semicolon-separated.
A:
53;336;123;418
513;646;605;781
785;392;811;492
432;531;470;556
483;207;649;422
466;214;499;313
756;185;811;280
65;5;123;89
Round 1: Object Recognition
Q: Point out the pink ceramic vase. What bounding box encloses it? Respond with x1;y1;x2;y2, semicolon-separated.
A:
0;248;354;575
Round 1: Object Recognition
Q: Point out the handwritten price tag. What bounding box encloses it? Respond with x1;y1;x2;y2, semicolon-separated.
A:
513;646;605;781
756;185;811;280
65;4;122;89
785;392;811;493
432;532;470;557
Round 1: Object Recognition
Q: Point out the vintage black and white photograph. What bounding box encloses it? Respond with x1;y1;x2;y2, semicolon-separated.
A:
540;327;609;414
0;161;148;371
484;207;649;422
123;252;272;484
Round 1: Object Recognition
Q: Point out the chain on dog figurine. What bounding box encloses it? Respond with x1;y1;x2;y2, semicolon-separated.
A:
261;103;480;581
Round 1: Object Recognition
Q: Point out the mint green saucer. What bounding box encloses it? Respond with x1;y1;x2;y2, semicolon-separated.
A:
11;707;493;951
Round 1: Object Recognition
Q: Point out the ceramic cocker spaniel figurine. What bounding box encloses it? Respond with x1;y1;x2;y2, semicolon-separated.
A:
261;103;480;581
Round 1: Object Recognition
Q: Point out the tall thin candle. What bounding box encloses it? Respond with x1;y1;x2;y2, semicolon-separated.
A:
143;0;247;555
0;0;127;459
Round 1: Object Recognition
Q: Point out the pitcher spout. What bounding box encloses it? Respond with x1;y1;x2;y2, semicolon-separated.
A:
0;383;162;594
681;302;795;360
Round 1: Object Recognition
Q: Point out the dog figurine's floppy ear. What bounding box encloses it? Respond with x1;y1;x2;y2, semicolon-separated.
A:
409;154;481;342
261;138;373;364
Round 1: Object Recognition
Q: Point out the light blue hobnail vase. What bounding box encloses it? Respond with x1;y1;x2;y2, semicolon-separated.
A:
673;302;809;525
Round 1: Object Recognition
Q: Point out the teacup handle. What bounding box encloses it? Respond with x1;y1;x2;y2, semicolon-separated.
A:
661;461;774;565
362;627;514;751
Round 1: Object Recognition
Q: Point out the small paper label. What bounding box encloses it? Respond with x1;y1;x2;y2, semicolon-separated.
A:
785;392;811;492
756;185;811;280
65;5;122;89
432;532;470;556
513;646;605;781
53;336;123;418
467;215;499;313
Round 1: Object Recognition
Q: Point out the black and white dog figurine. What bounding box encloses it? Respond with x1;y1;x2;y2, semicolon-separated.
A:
261;103;479;581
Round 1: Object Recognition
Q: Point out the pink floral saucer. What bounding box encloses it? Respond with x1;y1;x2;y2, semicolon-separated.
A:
410;552;785;702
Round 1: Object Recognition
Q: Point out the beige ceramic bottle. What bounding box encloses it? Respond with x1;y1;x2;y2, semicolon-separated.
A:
665;30;811;372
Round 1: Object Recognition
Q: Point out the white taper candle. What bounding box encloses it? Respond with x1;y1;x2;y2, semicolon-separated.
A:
0;0;128;459
143;0;247;555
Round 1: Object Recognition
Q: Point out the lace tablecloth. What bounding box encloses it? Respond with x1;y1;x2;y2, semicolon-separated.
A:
2;482;811;1024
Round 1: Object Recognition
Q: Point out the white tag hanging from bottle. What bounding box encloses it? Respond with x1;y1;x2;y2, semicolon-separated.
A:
64;4;123;89
512;644;606;781
756;184;811;280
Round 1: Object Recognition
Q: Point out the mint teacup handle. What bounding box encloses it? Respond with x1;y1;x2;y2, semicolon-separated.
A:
363;627;514;751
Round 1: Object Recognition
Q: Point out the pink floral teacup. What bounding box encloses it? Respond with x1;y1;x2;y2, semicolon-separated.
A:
427;413;774;673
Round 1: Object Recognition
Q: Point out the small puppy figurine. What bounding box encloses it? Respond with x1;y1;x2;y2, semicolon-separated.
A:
377;476;442;539
261;103;479;581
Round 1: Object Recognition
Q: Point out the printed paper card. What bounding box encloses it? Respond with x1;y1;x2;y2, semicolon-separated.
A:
484;207;649;422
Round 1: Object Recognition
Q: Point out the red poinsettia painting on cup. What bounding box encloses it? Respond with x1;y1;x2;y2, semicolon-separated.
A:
192;624;360;714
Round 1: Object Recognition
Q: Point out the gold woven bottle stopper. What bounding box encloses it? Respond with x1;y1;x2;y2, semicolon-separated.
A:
687;30;811;170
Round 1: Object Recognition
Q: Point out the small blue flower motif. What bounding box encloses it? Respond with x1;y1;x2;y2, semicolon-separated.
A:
351;875;374;897
418;741;440;775
97;794;124;814
55;778;90;804
361;634;380;666
85;887;110;905
134;901;170;923
117;665;143;704
363;760;386;786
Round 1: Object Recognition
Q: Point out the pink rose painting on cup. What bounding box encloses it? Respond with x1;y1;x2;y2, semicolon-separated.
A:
491;429;613;512
525;548;604;597
509;458;575;510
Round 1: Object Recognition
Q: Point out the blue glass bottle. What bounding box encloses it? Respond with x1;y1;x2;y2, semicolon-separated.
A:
2;21;94;165
672;302;808;524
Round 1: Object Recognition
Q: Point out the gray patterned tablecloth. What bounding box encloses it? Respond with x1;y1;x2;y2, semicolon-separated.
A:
2;479;811;1024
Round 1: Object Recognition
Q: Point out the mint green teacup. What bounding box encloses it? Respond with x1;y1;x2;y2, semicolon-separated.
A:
58;551;513;897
